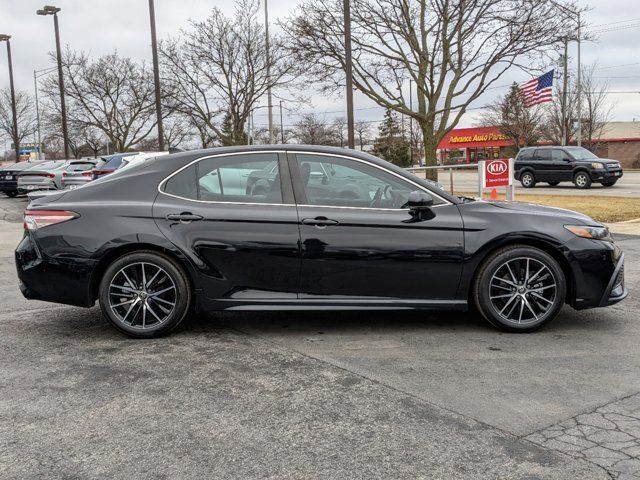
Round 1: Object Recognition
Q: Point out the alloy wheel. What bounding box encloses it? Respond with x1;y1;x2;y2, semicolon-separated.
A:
489;257;557;326
108;262;177;329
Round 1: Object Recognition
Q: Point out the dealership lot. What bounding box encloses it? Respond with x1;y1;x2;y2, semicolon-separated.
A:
1;195;639;478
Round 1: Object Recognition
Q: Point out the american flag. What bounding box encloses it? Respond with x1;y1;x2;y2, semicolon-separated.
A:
519;70;554;107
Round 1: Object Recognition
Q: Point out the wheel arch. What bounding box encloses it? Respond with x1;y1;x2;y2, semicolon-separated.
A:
89;242;196;304
465;236;575;307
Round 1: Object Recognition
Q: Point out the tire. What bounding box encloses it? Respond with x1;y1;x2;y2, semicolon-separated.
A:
601;180;617;187
520;171;536;188
547;181;560;186
473;245;566;333
98;251;191;338
4;190;18;197
573;171;592;189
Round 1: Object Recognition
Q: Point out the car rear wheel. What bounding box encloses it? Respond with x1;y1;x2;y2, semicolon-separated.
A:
601;180;617;187
573;172;591;189
5;190;18;197
473;246;566;332
98;251;191;338
520;172;536;188
548;181;560;186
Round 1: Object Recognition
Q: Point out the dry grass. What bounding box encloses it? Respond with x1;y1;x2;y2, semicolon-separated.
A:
456;192;640;223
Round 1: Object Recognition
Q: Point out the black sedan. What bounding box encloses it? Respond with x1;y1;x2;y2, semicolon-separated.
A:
0;160;44;197
15;145;626;338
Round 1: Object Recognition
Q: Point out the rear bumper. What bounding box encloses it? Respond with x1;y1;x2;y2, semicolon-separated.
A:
0;180;18;192
18;183;57;193
15;232;96;307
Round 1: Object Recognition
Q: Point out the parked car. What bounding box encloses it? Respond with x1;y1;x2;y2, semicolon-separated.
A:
514;146;624;189
0;160;45;197
17;160;97;193
16;145;625;338
116;151;169;173
91;152;141;180
61;158;106;190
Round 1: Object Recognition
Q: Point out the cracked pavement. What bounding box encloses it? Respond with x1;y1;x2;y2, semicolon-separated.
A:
1;194;639;478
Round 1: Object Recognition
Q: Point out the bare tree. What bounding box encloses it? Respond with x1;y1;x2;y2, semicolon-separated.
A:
292;113;339;145
580;63;614;151
0;88;37;159
42;49;159;152
331;116;347;147
482;83;544;152
160;0;295;147
354;120;372;150
285;0;573;178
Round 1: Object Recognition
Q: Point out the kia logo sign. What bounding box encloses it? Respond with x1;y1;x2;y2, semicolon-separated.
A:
487;160;507;176
482;158;512;188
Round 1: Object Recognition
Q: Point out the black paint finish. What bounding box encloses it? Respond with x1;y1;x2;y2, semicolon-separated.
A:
15;145;626;315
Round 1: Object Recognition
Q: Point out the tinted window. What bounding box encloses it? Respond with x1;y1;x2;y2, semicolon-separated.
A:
67;162;95;172
295;154;435;209
534;150;552;161
517;149;534;161
164;153;283;204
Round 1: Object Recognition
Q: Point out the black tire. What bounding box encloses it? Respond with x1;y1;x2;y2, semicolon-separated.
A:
4;190;18;197
547;181;560;186
601;180;617;187
98;251;191;338
573;171;592;189
473;245;566;333
520;171;536;188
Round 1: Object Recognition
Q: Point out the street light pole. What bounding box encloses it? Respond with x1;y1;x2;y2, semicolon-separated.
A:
279;100;285;143
148;0;165;151
264;0;274;144
561;38;568;146
37;6;70;159
344;0;355;149
0;35;19;162
33;70;42;160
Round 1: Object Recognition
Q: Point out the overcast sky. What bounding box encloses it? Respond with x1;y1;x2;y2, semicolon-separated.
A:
1;0;640;134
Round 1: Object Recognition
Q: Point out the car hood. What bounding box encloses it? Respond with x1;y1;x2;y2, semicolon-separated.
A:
486;200;599;225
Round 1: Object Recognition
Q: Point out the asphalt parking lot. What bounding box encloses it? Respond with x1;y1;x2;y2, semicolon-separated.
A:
1;194;640;479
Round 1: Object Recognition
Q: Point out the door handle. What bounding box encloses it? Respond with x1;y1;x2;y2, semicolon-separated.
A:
301;216;339;227
166;212;204;223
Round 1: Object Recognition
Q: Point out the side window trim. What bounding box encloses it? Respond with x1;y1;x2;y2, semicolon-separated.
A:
159;150;294;206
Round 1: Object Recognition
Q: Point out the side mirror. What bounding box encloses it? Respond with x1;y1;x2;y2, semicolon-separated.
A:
406;190;434;211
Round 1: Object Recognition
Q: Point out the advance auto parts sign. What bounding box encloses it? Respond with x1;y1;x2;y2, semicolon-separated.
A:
481;159;512;188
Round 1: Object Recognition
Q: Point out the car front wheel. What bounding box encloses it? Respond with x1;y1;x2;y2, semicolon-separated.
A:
98;251;191;338
573;172;592;189
520;172;536;188
5;190;18;197
473;246;566;332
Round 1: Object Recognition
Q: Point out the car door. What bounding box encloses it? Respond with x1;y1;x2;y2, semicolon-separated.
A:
532;149;553;181
289;152;465;302
153;151;301;302
551;148;574;181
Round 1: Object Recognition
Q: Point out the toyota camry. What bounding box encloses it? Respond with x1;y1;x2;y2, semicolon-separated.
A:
15;145;626;338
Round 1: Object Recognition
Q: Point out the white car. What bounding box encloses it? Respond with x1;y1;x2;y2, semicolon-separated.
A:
117;151;170;173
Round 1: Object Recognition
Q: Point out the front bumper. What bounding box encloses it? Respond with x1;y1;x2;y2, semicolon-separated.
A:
0;179;18;192
599;253;627;306
590;170;623;182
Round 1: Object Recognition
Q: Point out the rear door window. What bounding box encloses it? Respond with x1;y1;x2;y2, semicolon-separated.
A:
534;150;552;161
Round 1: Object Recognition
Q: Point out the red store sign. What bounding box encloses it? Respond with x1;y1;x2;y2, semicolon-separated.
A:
481;158;513;188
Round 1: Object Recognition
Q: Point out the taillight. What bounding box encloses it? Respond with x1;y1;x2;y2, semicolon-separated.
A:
82;171;93;177
62;172;68;177
24;210;79;231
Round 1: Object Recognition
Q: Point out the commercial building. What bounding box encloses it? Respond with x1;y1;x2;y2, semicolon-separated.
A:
438;122;640;168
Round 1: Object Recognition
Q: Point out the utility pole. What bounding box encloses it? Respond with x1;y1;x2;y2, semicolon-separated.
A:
279;100;284;143
561;38;568;146
37;6;70;159
344;0;355;149
409;79;414;163
148;0;165;151
576;10;582;147
33;70;42;160
264;0;274;144
0;35;19;162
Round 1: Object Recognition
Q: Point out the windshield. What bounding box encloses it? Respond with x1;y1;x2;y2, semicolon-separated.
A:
566;147;598;160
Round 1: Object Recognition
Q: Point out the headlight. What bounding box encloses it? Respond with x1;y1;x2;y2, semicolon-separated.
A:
591;162;604;169
565;225;611;240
